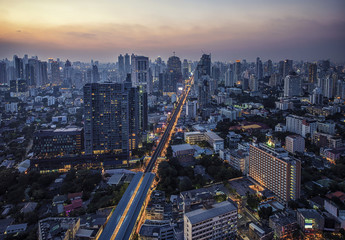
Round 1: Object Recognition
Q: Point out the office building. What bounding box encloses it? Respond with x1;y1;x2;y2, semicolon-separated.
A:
184;201;237;240
84;83;131;155
33;127;83;157
284;73;302;97
285;135;305;154
249;143;301;203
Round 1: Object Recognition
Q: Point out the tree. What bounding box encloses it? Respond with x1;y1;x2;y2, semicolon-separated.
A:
246;193;260;210
258;206;273;220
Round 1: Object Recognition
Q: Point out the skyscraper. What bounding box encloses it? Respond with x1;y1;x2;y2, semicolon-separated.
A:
0;61;7;84
196;54;211;78
51;61;61;85
14;55;24;79
84;83;131;155
131;55;150;134
162;55;182;92
118;54;125;78
284;72;302;97
256;57;263;80
249;143;301;203
198;75;211;109
92;65;100;83
63;60;73;87
124;53;131;74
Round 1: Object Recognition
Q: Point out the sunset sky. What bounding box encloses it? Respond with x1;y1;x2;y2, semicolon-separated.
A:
0;0;344;62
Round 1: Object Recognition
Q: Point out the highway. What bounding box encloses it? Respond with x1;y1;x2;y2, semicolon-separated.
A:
99;77;192;240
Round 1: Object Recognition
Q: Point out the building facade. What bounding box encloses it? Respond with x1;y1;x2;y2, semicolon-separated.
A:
249;143;301;203
184;201;237;240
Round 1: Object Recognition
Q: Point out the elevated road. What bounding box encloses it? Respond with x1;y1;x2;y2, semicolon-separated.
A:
99;77;192;240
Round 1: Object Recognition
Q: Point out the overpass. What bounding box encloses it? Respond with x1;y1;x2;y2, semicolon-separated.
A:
99;77;192;240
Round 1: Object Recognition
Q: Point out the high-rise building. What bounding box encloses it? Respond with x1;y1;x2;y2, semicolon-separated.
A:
308;63;317;84
92;65;100;83
184;201;237;240
249;143;301;203
182;59;189;80
285;135;305;154
167;55;182;82
0;61;7;84
131;55;149;133
196;54;211;78
124;53;131;74
84;83;130;155
256;57;263;80
51;61;61;85
279;59;293;78
118;54;124;77
284;73;302;97
14;55;24;79
63;60;73;87
198;75;211;109
40;61;48;86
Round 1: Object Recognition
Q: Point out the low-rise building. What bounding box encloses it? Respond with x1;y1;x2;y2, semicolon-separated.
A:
204;131;224;152
269;212;298;239
296;209;324;233
184;132;205;145
38;217;80;240
171;144;195;166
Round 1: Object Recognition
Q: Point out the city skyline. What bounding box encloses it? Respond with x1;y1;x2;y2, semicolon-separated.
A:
1;0;345;63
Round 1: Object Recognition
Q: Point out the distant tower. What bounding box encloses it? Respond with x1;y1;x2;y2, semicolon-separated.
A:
51;61;61;85
124;53;131;74
92;65;100;83
256;57;263;80
118;54;124;78
0;61;7;84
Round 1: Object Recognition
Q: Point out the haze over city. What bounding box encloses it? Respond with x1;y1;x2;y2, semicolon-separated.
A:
1;0;345;62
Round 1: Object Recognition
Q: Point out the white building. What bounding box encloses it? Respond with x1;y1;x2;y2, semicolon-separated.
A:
186;100;198;119
285;135;305;154
286;115;317;138
5;102;18;112
284;74;302;97
184;201;237;240
204;131;224;152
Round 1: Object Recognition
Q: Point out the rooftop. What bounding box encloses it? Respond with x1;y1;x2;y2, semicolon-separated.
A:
185;201;237;225
171;144;194;152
